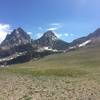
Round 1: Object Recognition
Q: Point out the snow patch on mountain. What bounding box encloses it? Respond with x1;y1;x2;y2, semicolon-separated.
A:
79;40;91;47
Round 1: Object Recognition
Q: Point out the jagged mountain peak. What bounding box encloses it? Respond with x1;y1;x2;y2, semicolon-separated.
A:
11;27;29;37
43;30;57;37
41;30;58;41
33;31;69;50
1;27;31;49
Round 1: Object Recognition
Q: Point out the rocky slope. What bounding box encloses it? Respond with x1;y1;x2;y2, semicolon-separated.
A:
1;27;31;50
71;28;100;47
0;28;32;58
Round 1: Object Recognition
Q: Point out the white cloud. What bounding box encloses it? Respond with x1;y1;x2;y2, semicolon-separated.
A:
63;33;74;37
0;24;12;43
64;33;69;37
47;22;63;31
50;23;62;26
47;27;58;31
27;32;32;35
36;23;74;39
55;32;74;38
70;33;74;36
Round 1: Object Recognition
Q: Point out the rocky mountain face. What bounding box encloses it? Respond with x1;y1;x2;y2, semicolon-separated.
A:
1;27;100;53
71;28;100;47
0;27;100;65
1;27;31;50
0;28;32;58
33;31;69;50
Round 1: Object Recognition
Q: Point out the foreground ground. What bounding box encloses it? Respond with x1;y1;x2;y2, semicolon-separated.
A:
0;45;100;100
0;73;100;100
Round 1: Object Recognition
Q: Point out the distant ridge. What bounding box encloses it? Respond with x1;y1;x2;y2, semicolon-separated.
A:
71;28;100;47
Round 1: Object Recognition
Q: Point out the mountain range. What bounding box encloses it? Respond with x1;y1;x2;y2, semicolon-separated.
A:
71;28;100;47
0;27;100;65
1;27;100;51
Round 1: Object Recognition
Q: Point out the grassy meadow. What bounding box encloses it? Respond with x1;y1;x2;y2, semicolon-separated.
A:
0;45;100;100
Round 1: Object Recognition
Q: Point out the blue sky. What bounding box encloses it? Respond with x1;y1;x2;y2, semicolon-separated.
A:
0;0;100;43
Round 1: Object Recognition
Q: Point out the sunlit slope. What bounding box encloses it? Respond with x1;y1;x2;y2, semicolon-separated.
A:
1;45;100;77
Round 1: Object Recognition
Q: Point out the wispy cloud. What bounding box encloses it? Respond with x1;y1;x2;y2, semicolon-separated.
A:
36;23;74;39
50;23;62;26
0;24;12;43
47;22;63;31
27;31;32;35
55;32;74;38
63;33;74;37
63;33;69;37
47;27;58;31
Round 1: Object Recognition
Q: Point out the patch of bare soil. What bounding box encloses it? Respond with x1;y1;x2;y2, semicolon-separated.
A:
0;74;100;100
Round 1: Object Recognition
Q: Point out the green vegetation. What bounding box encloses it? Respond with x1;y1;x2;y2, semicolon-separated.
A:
0;46;100;100
0;46;100;79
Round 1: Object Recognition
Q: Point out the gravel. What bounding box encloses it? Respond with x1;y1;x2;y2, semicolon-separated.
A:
0;73;100;100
